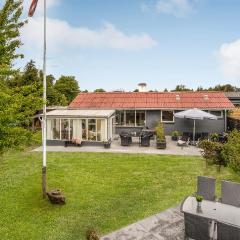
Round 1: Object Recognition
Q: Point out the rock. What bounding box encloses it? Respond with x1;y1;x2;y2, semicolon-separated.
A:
47;189;66;204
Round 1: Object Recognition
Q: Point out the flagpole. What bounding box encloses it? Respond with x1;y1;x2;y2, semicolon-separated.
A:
42;0;47;198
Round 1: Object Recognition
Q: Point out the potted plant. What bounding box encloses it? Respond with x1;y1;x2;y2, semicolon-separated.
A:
171;130;180;141
103;139;111;149
156;122;166;149
196;195;203;208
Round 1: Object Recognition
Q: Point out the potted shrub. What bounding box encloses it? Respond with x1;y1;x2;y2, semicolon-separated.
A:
171;130;180;141
156;122;166;149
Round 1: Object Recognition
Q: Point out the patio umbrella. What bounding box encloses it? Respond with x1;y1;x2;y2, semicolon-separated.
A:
174;108;218;143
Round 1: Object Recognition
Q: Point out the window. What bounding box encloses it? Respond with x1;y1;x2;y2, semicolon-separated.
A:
125;110;135;126
52;119;60;140
82;119;87;140
97;119;102;141
69;120;73;140
162;110;174;122
88;119;96;141
209;111;222;118
136;110;145;126
61;119;70;140
115;110;124;125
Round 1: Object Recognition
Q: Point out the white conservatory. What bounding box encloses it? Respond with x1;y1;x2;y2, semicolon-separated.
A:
46;109;115;145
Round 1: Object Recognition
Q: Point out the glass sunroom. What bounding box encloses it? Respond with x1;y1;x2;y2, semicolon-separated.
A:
46;109;115;145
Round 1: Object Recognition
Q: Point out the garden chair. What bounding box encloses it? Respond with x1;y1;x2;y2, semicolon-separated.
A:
217;222;240;240
196;176;216;201
220;180;240;207
184;212;214;240
177;137;190;149
120;132;132;146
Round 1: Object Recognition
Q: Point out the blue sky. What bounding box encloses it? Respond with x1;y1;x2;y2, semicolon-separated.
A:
15;0;240;90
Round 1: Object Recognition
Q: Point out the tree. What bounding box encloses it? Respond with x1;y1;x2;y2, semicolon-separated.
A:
210;84;239;92
94;88;105;92
54;76;79;103
0;0;26;77
20;60;40;86
172;85;193;92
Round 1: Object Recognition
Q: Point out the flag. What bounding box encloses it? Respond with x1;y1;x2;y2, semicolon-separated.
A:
28;0;39;17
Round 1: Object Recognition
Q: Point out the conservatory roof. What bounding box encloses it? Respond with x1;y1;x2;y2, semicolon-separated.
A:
46;109;115;118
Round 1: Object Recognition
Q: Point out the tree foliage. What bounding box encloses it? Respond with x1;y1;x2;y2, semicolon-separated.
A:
221;129;240;173
0;0;26;77
54;76;79;103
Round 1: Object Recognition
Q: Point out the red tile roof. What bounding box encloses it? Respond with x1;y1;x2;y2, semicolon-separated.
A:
69;92;234;110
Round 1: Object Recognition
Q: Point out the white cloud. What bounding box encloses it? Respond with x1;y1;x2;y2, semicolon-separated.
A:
219;39;240;78
21;18;157;52
155;0;194;17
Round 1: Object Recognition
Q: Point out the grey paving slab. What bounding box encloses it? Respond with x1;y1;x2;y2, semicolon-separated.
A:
33;136;201;156
101;205;185;240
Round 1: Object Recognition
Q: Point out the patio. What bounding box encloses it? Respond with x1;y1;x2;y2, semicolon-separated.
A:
33;136;202;156
101;205;184;240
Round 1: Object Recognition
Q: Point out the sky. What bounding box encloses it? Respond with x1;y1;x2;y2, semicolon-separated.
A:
6;0;240;91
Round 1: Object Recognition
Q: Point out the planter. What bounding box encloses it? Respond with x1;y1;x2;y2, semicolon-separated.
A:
171;136;178;141
103;142;111;149
156;139;166;149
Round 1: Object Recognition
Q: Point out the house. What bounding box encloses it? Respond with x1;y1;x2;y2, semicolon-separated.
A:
225;92;240;107
46;91;234;145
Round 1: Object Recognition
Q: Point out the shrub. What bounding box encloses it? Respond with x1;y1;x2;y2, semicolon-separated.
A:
86;228;100;240
222;129;240;173
199;140;226;172
171;130;181;137
210;133;219;142
155;122;165;141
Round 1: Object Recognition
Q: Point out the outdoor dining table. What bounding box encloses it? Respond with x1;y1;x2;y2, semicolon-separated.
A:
181;196;240;227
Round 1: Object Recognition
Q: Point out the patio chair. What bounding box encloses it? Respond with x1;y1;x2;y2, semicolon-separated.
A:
217;222;240;240
220;180;240;207
177;137;190;149
120;132;132;146
139;132;152;147
196;176;216;201
184;212;213;240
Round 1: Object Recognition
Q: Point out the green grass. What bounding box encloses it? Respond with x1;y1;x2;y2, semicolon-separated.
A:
0;151;239;240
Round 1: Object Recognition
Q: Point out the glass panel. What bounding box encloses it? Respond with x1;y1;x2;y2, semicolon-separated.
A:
69;119;73;140
97;119;101;141
136;110;145;126
52;119;60;140
115;110;124;125
61;119;69;140
162;111;174;122
88;119;96;141
126;110;135;126
209;111;222;117
82;119;87;140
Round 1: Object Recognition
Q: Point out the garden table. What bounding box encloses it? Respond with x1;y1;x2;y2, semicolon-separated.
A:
181;196;240;227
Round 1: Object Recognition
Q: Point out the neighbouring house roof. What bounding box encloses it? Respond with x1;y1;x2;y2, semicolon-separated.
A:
69;92;234;110
46;109;115;118
224;92;240;98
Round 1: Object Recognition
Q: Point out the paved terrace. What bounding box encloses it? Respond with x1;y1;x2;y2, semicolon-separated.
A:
33;136;201;156
101;205;185;240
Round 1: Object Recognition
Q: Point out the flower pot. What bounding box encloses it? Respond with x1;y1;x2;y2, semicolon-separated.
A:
171;136;178;141
156;140;166;149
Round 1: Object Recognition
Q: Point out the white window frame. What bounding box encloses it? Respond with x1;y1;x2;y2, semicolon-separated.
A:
161;110;175;123
116;110;146;127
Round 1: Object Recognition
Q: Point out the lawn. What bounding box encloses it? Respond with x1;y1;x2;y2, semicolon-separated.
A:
1;151;240;240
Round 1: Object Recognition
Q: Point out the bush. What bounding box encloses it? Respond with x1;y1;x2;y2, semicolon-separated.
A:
222;129;240;173
171;130;181;137
155;122;165;141
199;140;226;172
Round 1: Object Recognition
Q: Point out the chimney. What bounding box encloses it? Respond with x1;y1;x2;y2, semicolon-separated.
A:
138;83;147;92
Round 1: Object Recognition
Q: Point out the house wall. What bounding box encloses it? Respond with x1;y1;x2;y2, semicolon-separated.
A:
146;110;226;135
